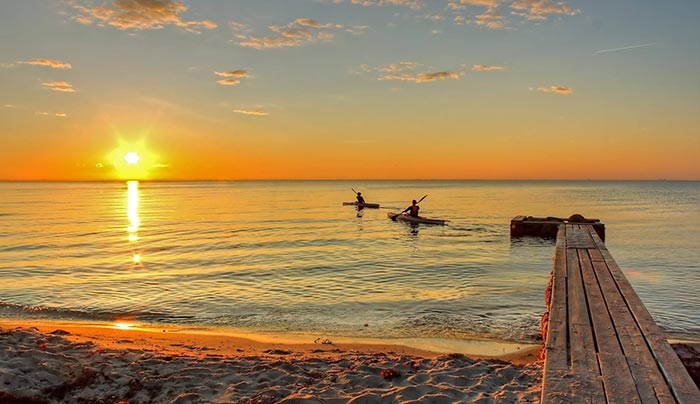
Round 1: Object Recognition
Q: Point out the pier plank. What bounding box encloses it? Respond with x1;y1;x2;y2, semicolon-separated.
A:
592;237;700;403
578;249;639;403
541;224;700;403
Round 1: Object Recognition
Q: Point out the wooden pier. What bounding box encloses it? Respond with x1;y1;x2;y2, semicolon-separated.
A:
511;215;605;241
540;223;699;403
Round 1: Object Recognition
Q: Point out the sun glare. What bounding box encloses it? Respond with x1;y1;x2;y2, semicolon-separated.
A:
107;138;162;180
124;151;140;165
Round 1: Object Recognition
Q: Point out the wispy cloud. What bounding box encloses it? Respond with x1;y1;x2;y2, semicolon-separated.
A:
472;64;505;71
379;71;461;83
473;6;506;29
215;70;249;78
448;0;579;29
595;42;656;54
347;0;423;10
68;0;217;33
217;79;241;86
236;18;343;49
366;62;462;83
510;0;580;21
215;70;249;86
534;85;573;94
36;111;68;117
458;0;499;5
19;58;72;69
3;104;17;108
42;81;76;93
345;25;369;36
377;62;417;72
233;109;269;116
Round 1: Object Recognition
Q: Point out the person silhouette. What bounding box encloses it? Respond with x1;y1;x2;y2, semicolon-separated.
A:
402;199;420;217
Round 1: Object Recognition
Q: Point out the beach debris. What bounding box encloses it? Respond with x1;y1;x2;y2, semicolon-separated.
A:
380;368;401;380
262;349;292;355
314;338;333;345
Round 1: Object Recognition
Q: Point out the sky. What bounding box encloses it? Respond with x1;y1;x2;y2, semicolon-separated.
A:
1;0;699;181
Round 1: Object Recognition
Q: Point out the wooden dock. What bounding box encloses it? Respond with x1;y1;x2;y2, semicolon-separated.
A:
541;223;699;403
511;215;605;241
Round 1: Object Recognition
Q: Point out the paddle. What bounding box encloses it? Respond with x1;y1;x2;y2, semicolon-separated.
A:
391;194;427;221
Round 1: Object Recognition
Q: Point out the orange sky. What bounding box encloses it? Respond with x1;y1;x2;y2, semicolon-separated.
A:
1;1;699;181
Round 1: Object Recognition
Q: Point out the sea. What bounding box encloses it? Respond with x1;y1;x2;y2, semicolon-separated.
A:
1;180;699;352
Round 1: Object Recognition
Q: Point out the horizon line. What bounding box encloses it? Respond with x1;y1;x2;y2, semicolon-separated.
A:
0;178;696;183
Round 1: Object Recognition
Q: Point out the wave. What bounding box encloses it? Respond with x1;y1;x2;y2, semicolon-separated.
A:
0;301;194;324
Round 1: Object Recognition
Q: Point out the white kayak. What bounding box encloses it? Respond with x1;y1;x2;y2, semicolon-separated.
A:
387;212;447;225
343;202;380;209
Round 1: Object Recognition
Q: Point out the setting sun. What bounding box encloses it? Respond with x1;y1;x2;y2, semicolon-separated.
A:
104;139;164;180
124;152;140;165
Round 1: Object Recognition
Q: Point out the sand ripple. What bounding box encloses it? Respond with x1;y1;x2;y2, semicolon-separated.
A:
0;327;543;403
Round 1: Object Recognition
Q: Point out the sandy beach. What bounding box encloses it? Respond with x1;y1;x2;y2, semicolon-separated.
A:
1;319;544;403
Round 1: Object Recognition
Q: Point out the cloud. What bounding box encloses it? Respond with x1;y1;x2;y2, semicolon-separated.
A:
68;0;217;33
236;18;342;49
448;0;579;29
474;6;507;29
472;64;505;71
3;104;16;108
19;58;72;69
348;0;423;9
509;0;580;21
233;109;269;116
377;62;417;72
42;81;76;92
217;79;241;86
421;14;444;21
215;70;249;86
36;111;68;117
458;0;500;6
345;25;369;36
229;21;251;33
215;70;248;78
379;71;460;83
365;62;462;83
535;85;573;94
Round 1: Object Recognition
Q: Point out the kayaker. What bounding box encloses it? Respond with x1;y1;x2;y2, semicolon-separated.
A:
356;192;365;204
402;200;420;217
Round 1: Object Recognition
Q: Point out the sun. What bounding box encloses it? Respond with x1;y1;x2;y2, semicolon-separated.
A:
106;138;165;180
124;151;140;165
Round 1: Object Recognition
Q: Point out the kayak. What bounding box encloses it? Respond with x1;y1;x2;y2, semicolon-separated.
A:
343;202;380;209
387;212;447;225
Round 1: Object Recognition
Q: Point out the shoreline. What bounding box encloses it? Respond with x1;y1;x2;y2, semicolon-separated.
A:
0;318;543;364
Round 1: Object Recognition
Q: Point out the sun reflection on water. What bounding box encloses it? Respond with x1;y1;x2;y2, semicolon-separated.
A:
126;181;142;266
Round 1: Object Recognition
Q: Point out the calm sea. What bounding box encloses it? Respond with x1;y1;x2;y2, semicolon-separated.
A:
1;180;698;349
